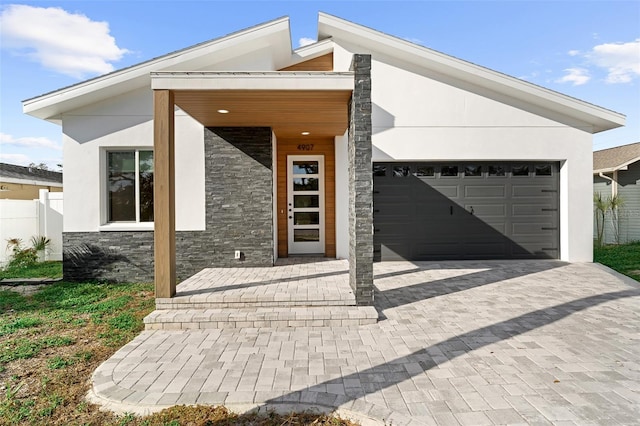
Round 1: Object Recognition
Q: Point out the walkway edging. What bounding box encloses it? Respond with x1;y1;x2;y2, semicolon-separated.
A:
87;376;421;425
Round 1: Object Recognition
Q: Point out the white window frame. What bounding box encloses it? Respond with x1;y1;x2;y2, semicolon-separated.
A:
100;148;154;231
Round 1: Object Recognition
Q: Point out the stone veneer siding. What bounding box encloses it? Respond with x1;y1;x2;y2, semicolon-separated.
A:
63;127;274;282
348;54;374;305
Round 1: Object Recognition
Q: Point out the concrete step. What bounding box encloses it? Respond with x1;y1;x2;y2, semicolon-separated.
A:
144;306;379;330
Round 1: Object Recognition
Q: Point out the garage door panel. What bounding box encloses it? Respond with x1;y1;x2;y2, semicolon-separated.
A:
374;221;413;237
511;222;556;236
464;185;506;198
463;242;509;258
512;204;556;217
373;207;411;219
512;185;557;198
429;185;459;198
377;244;412;261
464;204;506;217
373;161;559;261
412;242;463;259
464;221;506;234
511;243;557;258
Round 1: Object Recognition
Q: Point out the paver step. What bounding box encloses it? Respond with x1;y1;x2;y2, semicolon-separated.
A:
144;306;379;330
155;294;355;309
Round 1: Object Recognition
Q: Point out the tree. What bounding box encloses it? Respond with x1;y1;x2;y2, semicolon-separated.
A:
28;162;49;171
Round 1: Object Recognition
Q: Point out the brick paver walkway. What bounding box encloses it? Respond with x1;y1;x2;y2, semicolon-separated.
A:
90;261;640;425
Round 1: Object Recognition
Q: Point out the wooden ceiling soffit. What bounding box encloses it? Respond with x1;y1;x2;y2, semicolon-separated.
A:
173;89;351;138
279;53;333;71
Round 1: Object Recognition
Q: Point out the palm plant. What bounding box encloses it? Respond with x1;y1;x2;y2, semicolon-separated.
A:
609;194;624;244
594;192;608;247
594;192;625;246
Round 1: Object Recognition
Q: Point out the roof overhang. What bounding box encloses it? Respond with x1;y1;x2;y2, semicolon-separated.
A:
23;16;293;123
152;71;354;138
318;13;626;134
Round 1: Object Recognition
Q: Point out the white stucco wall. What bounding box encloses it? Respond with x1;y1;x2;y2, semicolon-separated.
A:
332;41;594;262
335;131;349;259
62;87;206;232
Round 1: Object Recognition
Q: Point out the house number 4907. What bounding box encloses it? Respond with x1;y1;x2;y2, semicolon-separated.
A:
297;144;314;151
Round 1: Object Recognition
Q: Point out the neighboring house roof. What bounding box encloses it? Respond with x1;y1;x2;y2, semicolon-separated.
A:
23;13;625;134
593;142;640;174
0;163;63;186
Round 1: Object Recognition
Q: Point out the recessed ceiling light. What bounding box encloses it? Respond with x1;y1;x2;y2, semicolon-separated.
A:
217;109;229;114
301;131;310;135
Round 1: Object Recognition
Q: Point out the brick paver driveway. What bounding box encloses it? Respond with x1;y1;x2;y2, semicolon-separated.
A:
91;261;640;425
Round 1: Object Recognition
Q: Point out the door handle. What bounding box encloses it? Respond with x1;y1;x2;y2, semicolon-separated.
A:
450;206;453;215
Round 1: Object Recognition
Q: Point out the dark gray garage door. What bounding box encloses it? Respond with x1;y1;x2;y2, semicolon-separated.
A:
373;162;559;260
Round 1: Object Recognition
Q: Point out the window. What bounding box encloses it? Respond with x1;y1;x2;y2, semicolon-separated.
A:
393;165;411;177
373;165;386;177
414;166;435;177
441;165;459;177
464;165;482;177
488;165;506;176
535;164;552;176
107;150;154;223
512;165;530;176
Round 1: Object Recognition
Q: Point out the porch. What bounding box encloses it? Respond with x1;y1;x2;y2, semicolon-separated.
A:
150;55;374;306
144;258;379;329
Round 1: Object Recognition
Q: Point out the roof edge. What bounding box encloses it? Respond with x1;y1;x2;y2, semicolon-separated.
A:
318;12;626;133
23;16;291;118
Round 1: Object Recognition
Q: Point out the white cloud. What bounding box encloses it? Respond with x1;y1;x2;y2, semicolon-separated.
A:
0;4;129;78
298;37;316;48
0;133;62;151
556;68;591;86
589;39;640;84
568;50;580;57
0;153;31;166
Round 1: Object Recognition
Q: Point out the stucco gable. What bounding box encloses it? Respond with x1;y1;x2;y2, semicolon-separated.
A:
318;13;624;134
23;16;293;122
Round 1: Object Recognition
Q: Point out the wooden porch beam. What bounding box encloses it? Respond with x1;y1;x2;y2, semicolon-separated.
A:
153;90;176;298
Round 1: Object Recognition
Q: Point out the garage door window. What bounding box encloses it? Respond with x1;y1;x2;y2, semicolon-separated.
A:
535;164;552;176
373;165;386;177
393;166;411;177
464;165;482;177
441;165;459;177
512;165;530;176
415;166;435;177
488;165;506;176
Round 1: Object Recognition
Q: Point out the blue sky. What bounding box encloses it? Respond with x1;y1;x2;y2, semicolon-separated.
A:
1;0;639;170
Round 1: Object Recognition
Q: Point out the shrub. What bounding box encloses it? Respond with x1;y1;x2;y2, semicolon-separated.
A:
4;236;52;270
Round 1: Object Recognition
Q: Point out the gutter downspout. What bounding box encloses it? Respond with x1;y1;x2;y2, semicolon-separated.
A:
598;172;616;198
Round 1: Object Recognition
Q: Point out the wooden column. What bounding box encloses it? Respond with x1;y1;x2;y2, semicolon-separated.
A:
153;90;176;298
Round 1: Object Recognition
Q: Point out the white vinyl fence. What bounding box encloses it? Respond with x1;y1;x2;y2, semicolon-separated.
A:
0;190;63;266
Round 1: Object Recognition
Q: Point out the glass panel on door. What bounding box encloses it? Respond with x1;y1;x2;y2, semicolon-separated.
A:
288;156;324;254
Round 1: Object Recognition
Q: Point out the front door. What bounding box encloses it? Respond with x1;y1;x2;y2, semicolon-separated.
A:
288;155;325;254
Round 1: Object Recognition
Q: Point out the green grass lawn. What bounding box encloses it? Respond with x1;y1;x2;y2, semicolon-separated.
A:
594;241;640;282
0;261;62;280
